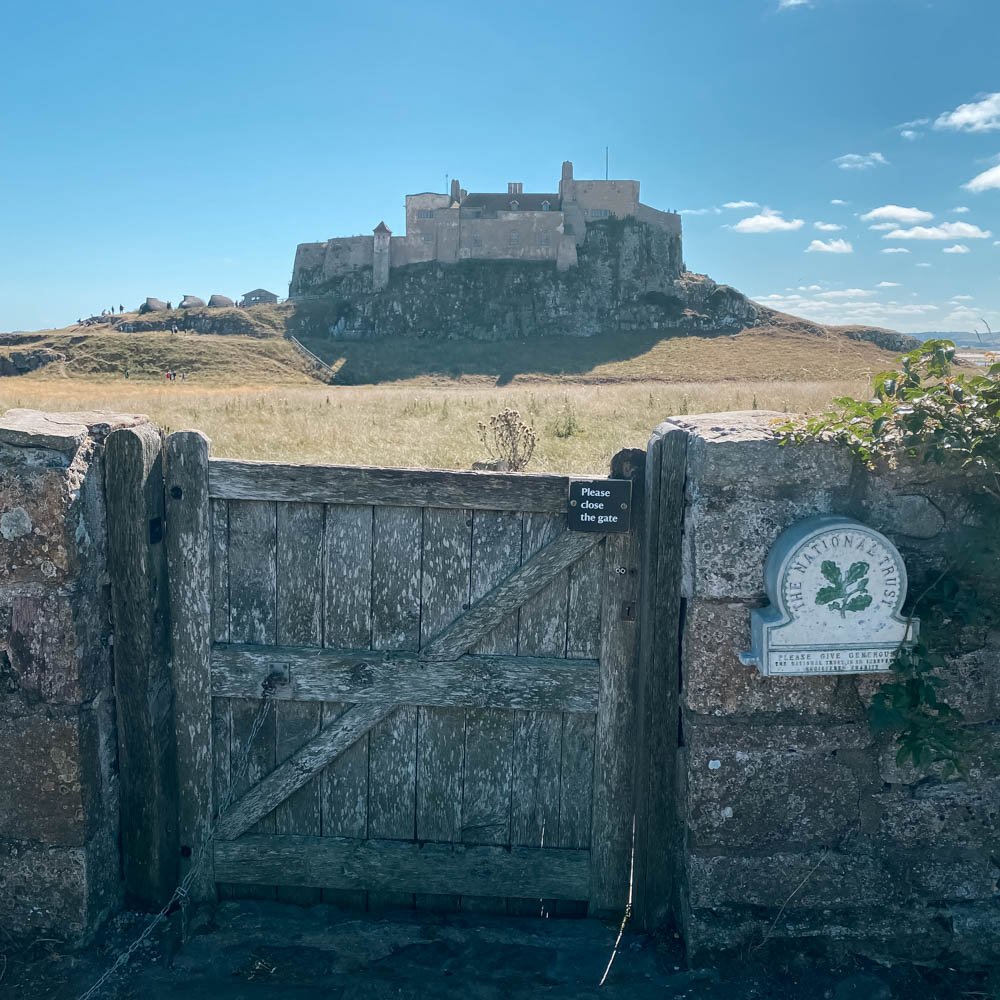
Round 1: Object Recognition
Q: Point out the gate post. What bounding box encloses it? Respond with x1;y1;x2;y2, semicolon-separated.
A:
632;424;688;929
163;431;215;902
105;425;178;905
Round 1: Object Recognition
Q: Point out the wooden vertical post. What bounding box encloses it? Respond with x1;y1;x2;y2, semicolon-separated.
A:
105;424;178;905
632;426;688;929
164;430;215;901
589;448;645;915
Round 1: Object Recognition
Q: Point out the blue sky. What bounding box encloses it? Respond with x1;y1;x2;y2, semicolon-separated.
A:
1;0;998;335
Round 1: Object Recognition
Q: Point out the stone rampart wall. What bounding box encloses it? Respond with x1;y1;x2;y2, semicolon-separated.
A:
666;412;1000;965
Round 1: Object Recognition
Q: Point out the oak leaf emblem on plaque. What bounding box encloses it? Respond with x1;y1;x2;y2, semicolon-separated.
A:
814;560;873;618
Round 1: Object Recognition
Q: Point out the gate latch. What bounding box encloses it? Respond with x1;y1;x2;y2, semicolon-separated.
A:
621;602;636;622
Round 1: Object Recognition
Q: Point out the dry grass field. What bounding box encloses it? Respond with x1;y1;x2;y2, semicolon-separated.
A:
0;378;869;473
0;319;901;472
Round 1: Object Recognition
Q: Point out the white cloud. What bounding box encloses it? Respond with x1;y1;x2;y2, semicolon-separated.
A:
952;206;970;214
817;288;873;299
894;118;929;141
830;199;849;206
916;262;932;267
869;223;898;231
952;294;974;301
935;93;1000;133
943;244;971;254
778;0;810;8
883;221;992;240
813;222;844;231
835;152;889;171
877;281;901;288
806;238;853;253
860;205;934;225
881;247;910;254
722;200;759;209
733;208;805;233
963;164;1000;194
680;207;723;215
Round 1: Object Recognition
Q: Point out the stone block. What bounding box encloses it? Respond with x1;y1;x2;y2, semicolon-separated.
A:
949;905;1000;962
687;851;887;910
683;743;862;849
683;901;953;964
0;832;120;941
6;591;109;704
683;491;853;600
0;711;87;845
877;781;1000;848
661;413;855;496
887;853;1000;902
682;600;871;718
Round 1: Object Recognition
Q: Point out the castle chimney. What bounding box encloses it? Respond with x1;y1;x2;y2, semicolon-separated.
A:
559;161;574;201
450;178;461;204
507;182;523;196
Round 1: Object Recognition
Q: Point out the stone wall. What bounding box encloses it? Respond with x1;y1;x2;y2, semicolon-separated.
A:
0;410;145;942
667;411;1000;965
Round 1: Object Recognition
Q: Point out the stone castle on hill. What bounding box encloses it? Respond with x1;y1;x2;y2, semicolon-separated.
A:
290;161;683;293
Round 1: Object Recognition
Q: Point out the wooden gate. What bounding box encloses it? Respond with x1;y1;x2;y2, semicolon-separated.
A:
159;433;651;916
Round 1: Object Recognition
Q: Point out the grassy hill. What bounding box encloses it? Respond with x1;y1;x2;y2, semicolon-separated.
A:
2;302;916;388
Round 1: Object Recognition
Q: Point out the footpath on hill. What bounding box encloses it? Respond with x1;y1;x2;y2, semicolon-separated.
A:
4;900;993;1000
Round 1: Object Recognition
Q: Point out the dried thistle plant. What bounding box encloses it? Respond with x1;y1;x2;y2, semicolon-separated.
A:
477;408;536;472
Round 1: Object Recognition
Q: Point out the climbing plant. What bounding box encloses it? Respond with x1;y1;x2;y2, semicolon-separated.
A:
780;340;1000;775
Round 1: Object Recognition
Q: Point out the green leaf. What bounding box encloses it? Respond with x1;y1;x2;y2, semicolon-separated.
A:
844;593;873;612
845;561;869;585
815;586;840;606
821;561;843;587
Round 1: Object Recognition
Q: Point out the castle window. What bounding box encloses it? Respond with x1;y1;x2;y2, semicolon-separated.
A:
509;200;519;211
422;234;434;243
541;200;551;211
509;231;520;246
590;208;611;219
417;209;434;219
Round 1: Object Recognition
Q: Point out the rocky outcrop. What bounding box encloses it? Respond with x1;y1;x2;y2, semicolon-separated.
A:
0;348;65;376
138;298;168;314
289;217;761;341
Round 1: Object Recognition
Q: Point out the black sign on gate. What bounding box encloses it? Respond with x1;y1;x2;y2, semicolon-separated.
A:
567;479;633;533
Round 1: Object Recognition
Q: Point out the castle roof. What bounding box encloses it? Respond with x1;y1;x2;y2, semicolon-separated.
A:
374;221;392;234
461;193;560;214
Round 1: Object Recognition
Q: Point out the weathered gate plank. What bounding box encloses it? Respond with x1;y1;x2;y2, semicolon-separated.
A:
510;512;570;915
164;430;214;902
215;836;590;901
210;500;229;644
227;499;278;898
368;705;418;909
324;504;374;649
209;460;569;513
107;424;176;905
589;453;645;916
211;647;599;713
228;500;277;646
369;504;421;909
320;701;369;909
421;528;602;661
274;501;324;904
566;545;604;659
470;510;522;655
466;509;522;913
321;503;374;908
416;508;472;910
216;700;394;841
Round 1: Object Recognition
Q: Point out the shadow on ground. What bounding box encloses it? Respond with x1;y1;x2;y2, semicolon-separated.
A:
5;901;994;1000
